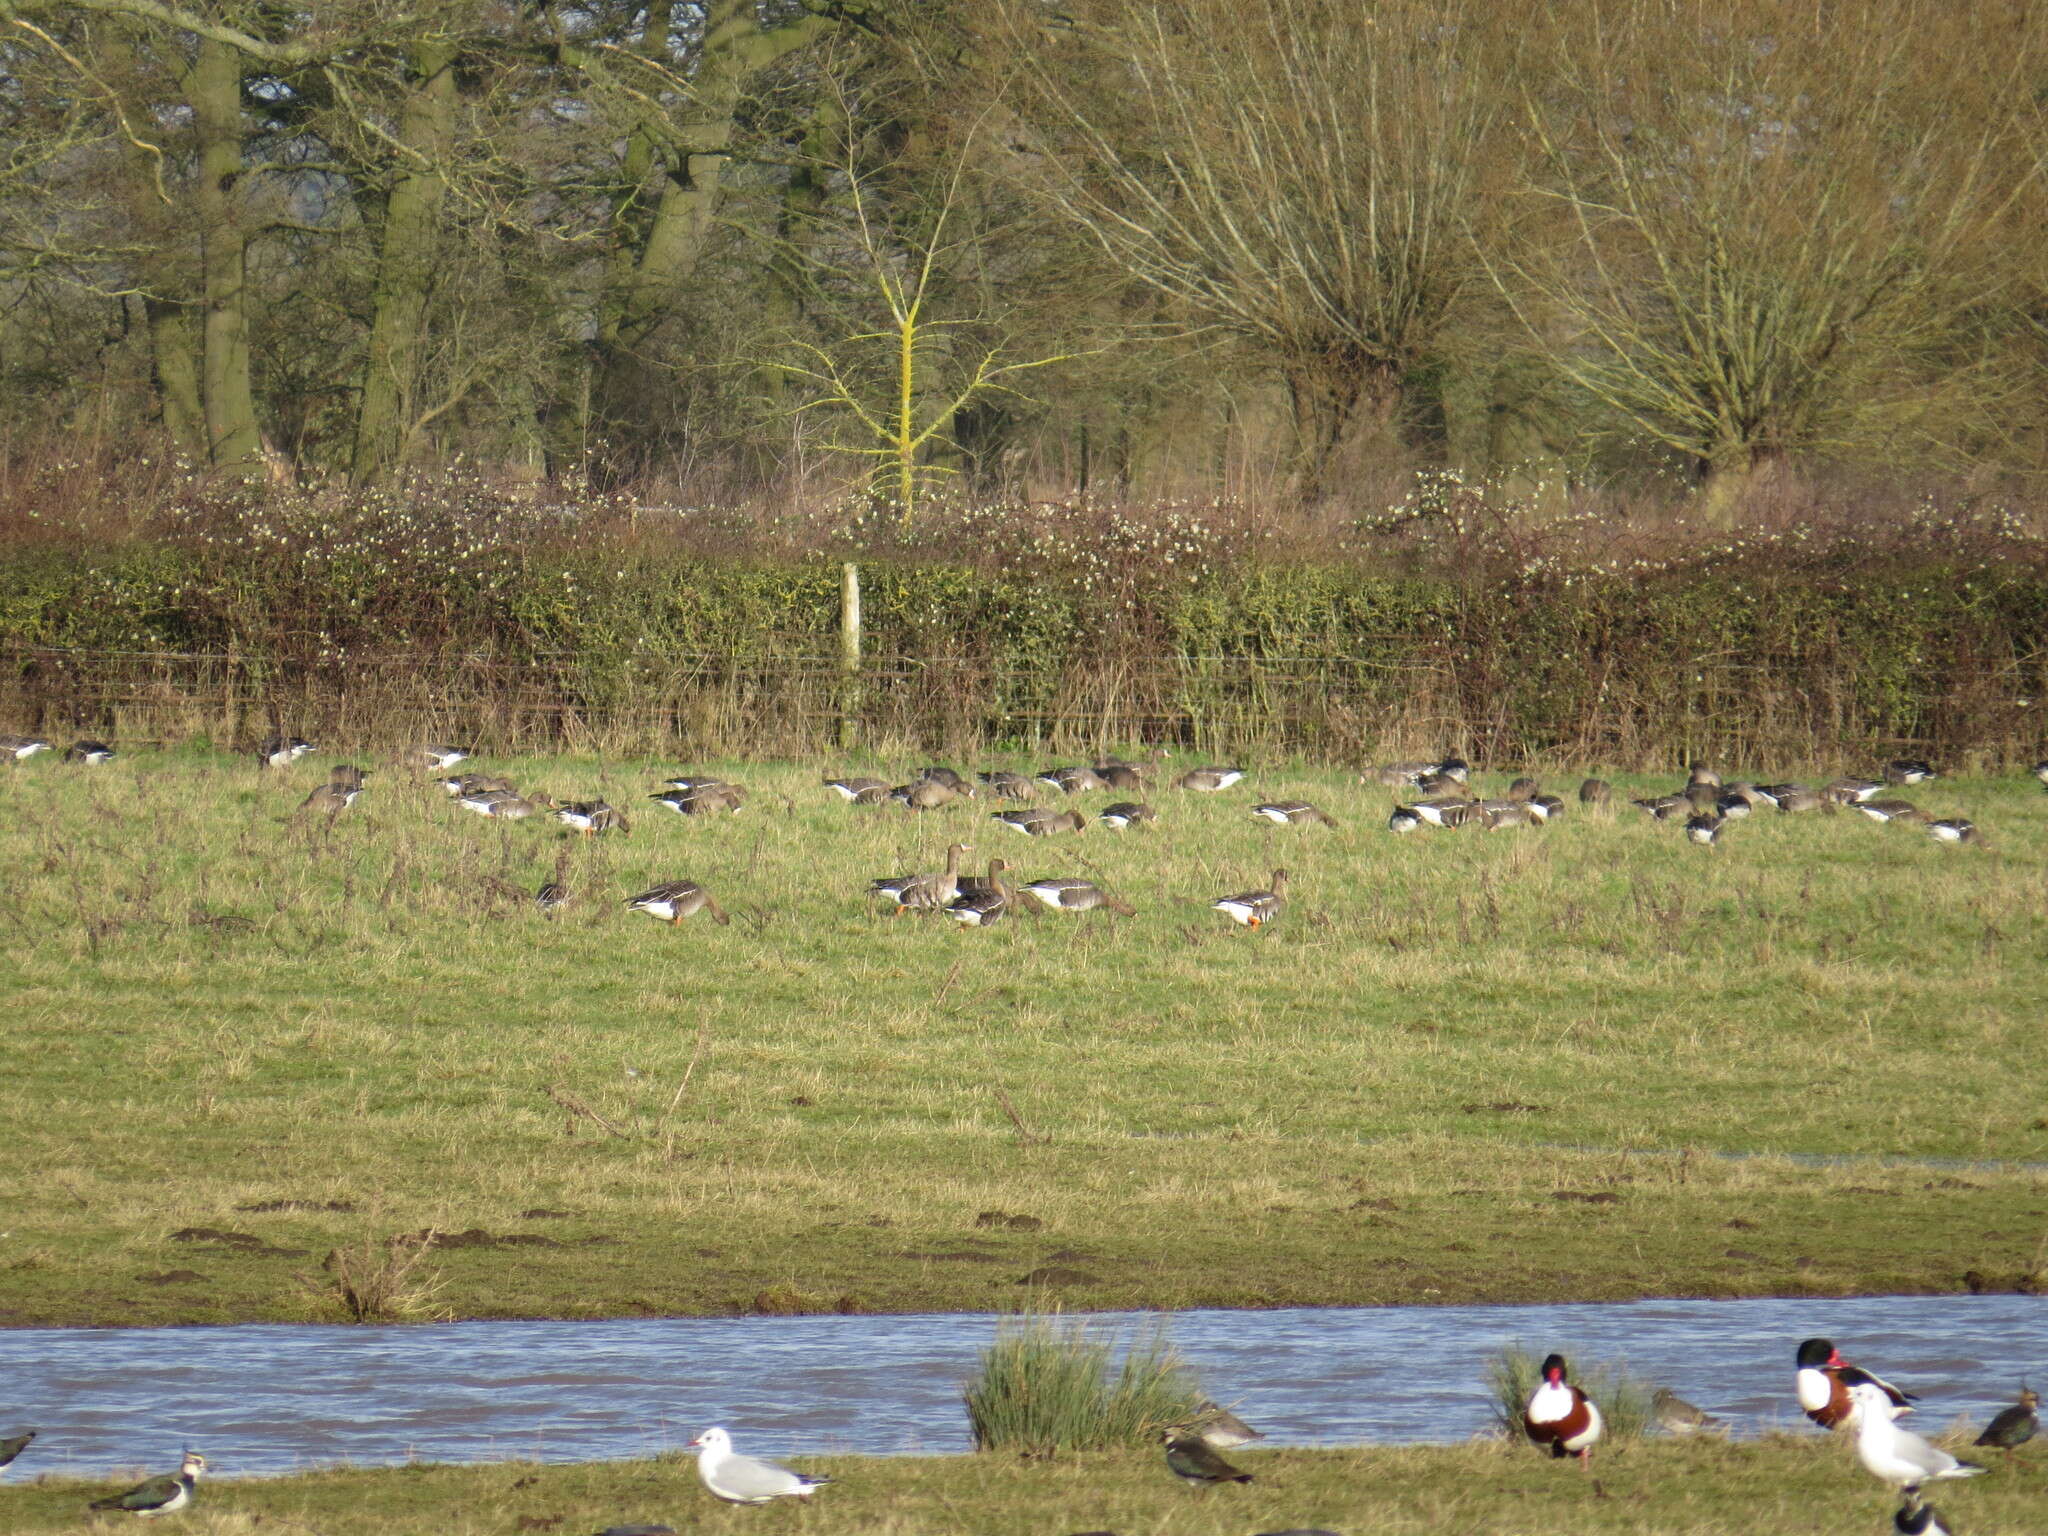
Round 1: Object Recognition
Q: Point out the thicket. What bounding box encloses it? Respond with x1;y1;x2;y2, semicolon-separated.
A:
3;472;2044;768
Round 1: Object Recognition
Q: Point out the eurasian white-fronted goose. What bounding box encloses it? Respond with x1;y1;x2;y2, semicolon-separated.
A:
1175;766;1245;792
977;770;1038;801
1578;778;1611;805
1885;759;1939;785
0;733;51;761
1825;777;1885;804
1388;805;1423;832
1411;796;1475;827
1096;801;1156;829
1632;794;1690;820
869;842;972;912
1685;813;1722;845
991;808;1085;836
945;888;1010;926
1020;878;1135;915
625;880;730;925
825;776;891;804
255;735;314;768
64;739;115;764
1507;777;1541;801
894;778;962;811
1036;765;1107;794
1857;799;1927;824
1250;801;1338;828
1686;761;1721;788
1213;868;1287;928
1095;747;1168;790
652;784;746;815
1928;818;1981;844
410;744;472;771
298;780;362;817
441;772;515;798
556;800;629;836
1528;794;1566;823
1772;789;1829;814
916;766;973;794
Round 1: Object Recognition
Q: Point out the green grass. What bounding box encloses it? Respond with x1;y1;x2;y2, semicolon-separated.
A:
963;1314;1204;1453
0;749;2044;1326
3;1436;2041;1535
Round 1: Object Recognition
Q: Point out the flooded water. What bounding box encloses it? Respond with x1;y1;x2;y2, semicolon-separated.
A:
3;1292;2042;1479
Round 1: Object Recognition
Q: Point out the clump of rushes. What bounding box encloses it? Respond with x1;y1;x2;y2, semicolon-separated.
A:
1487;1342;1654;1444
964;1314;1206;1455
299;1234;453;1324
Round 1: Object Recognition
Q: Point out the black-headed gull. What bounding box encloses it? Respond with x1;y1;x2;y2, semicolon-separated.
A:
1796;1337;1916;1428
1848;1382;1986;1493
689;1426;831;1504
1522;1353;1603;1465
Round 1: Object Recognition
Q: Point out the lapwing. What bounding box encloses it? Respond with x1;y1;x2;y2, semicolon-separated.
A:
1096;802;1155;829
0;1427;34;1473
625;880;729;926
1650;1388;1725;1435
1250;801;1338;828
255;736;314;768
1019;878;1134;915
0;734;52;761
64;739;115;764
1849;1382;1985;1493
1973;1386;2038;1457
1796;1338;1917;1429
1213;869;1287;928
1175;766;1245;792
824;776;891;804
1522;1354;1602;1464
1161;1427;1253;1485
88;1451;205;1516
689;1426;830;1504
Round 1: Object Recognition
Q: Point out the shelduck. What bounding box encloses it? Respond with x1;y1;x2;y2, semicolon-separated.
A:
1522;1353;1602;1464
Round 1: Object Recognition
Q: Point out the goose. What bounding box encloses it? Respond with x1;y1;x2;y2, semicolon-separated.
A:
1213;868;1287;928
1796;1338;1916;1429
1751;782;1811;807
1366;760;1437;787
1928;818;1980;845
662;774;729;793
1632;794;1690;820
1650;1388;1724;1435
0;733;51;761
1414;770;1465;797
651;784;746;815
1885;759;1939;785
689;1426;830;1504
2034;761;2048;785
991;808;1085;836
1825;777;1885;804
64;739;115;764
1577;778;1611;805
1249;801;1338;828
1410;796;1475;828
556;800;628;836
1019;878;1135;915
1848;1381;1985;1493
1685;813;1721;845
893;778;961;811
1507;776;1541;801
1479;800;1533;829
298;781;362;817
944;887;1009;926
1856;799;1927;825
976;770;1038;802
1095;748;1167;790
1161;1427;1252;1485
328;764;370;790
1973;1387;2038;1457
914;766;972;794
1096;801;1156;829
1036;765;1107;794
89;1451;205;1516
870;842;971;911
254;736;314;768
535;881;570;914
1175;766;1245;792
440;772;515;798
457;787;520;816
1528;793;1566;823
1522;1354;1602;1464
483;793;553;820
824;776;891;804
1683;781;1723;812
1388;805;1424;833
1714;793;1753;819
409;744;472;771
1686;761;1722;788
1773;789;1830;814
1193;1401;1263;1450
625;880;729;926
1434;755;1472;784
1722;782;1770;807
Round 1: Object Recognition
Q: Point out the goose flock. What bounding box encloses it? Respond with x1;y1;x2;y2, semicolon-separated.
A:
6;1339;2032;1525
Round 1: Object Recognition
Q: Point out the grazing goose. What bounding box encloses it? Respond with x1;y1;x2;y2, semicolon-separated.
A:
1577;777;1611;806
486;793;553;820
824;776;891;804
1796;1338;1916;1429
1193;1401;1264;1450
255;735;314;768
1632;794;1690;820
1366;760;1438;788
1973;1387;2038;1457
1096;801;1156;829
535;881;570;914
1650;1388;1725;1435
556;800;628;836
976;770;1038;802
1175;765;1245;792
689;1426;830;1504
625;880;730;926
1036;764;1107;794
1522;1354;1602;1464
298;780;362;817
1885;759;1939;785
661;774;729;794
409;744;472;771
1414;770;1465;797
1714;793;1753;819
1683;781;1723;812
1528;793;1566;823
1686;760;1722;788
1685;813;1721;845
1721;781;1770;807
1434;755;1472;784
1388;805;1423;833
870;842;971;912
1857;799;1927;825
1161;1427;1253;1485
1095;748;1167;790
1020;878;1135;916
1773;789;1830;815
457;786;518;816
64;739;115;764
1478;800;1533;829
944;887;1010;926
1848;1382;1985;1494
0;733;52;761
1250;801;1338;828
652;784;746;816
2034;760;2048;786
991;808;1085;836
893;778;962;811
1410;796;1475;828
1928;818;1981;845
0;1427;35;1473
1507;776;1541;801
440;772;514;798
328;764;370;791
1825;776;1885;804
1213;868;1287;928
914;766;972;794
89;1451;205;1516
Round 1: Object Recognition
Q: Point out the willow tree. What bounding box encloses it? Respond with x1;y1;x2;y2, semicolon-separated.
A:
1497;0;2042;518
999;0;1503;497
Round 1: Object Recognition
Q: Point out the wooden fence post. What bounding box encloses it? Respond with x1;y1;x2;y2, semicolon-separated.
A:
839;561;862;751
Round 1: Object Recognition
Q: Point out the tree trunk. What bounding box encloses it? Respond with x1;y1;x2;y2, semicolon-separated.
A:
1698;442;1785;527
184;36;262;472
350;37;458;485
144;297;206;459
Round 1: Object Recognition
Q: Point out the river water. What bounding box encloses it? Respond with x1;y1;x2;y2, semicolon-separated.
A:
3;1292;2041;1478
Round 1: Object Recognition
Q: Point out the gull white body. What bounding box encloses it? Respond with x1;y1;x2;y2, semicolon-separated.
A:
690;1426;830;1504
1849;1383;1985;1492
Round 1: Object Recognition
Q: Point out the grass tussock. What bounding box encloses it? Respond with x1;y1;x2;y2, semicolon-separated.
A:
1487;1343;1655;1445
963;1315;1205;1454
299;1236;452;1325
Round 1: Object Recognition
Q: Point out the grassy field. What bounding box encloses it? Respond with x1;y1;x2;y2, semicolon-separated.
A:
0;749;2044;1327
4;1436;2042;1535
